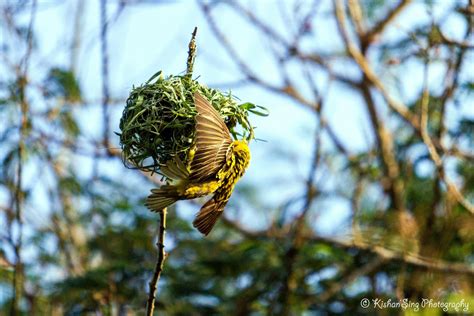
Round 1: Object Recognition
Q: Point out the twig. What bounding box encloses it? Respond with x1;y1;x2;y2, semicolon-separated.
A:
70;0;85;72
11;1;37;314
100;0;110;149
335;0;409;214
419;65;474;214
274;122;322;314
346;238;474;275
319;256;385;302
362;0;412;49
225;1;290;47
420;65;442;168
146;208;168;316
201;1;360;112
359;83;406;213
334;0;419;129
348;0;366;37
186;27;198;79
200;2;320;110
145;28;198;314
222;218;474;276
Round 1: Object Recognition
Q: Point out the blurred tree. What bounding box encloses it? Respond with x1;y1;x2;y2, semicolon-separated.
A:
0;0;473;315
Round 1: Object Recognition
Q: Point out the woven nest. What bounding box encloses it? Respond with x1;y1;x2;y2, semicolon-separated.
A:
118;71;263;174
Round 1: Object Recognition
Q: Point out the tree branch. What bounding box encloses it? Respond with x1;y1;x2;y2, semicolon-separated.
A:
186;27;197;79
362;0;412;50
419;67;474;214
319;256;385;302
146;208;168;316
348;0;366;37
100;0;110;149
11;1;37;313
334;0;419;129
222;218;474;276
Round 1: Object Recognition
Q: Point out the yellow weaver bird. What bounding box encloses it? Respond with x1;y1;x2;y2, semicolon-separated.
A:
145;92;251;235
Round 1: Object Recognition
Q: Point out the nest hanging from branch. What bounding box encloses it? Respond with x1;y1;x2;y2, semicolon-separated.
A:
118;29;267;175
119;72;265;174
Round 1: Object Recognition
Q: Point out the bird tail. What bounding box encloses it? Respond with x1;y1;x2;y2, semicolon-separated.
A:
145;185;179;211
193;198;224;236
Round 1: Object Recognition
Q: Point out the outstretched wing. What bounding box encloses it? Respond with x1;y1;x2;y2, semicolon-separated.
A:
189;92;232;182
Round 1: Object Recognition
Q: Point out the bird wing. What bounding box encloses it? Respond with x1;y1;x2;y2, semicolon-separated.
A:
160;154;190;181
189;92;232;182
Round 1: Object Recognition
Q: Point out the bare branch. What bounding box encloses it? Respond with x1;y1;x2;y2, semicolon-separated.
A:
100;0;110;149
200;1;320;111
420;66;474;214
146;208;168;316
224;0;290;48
11;1;37;313
363;0;413;49
222;218;474;276
348;0;366;37
186;27;198;79
359;83;406;213
319;257;385;302
70;0;85;72
334;0;419;129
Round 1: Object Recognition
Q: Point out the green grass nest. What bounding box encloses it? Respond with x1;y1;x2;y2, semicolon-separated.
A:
118;71;267;174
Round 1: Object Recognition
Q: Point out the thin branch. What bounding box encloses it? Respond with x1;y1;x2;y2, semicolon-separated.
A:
338;237;474;275
316;17;471;163
222;218;474;276
321;119;351;156
225;0;290;47
275;112;323;314
334;0;419;129
186;27;197;79
272;78;332;311
298;53;470;161
319;256;385;302
335;0;411;215
100;0;110;149
419;65;474;214
363;84;407;214
146;208;168;316
70;0;85;72
348;0;366;37
11;1;37;314
424;42;464;228
362;0;412;49
200;1;320;111
420;66;442;168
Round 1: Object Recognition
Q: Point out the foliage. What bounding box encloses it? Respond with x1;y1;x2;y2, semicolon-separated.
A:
0;0;473;315
44;67;82;103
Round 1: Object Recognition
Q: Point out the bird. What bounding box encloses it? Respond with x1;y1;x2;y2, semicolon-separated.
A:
145;92;251;235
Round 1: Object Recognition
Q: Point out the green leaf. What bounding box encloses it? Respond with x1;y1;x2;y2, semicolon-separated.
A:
240;103;269;116
146;70;163;84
